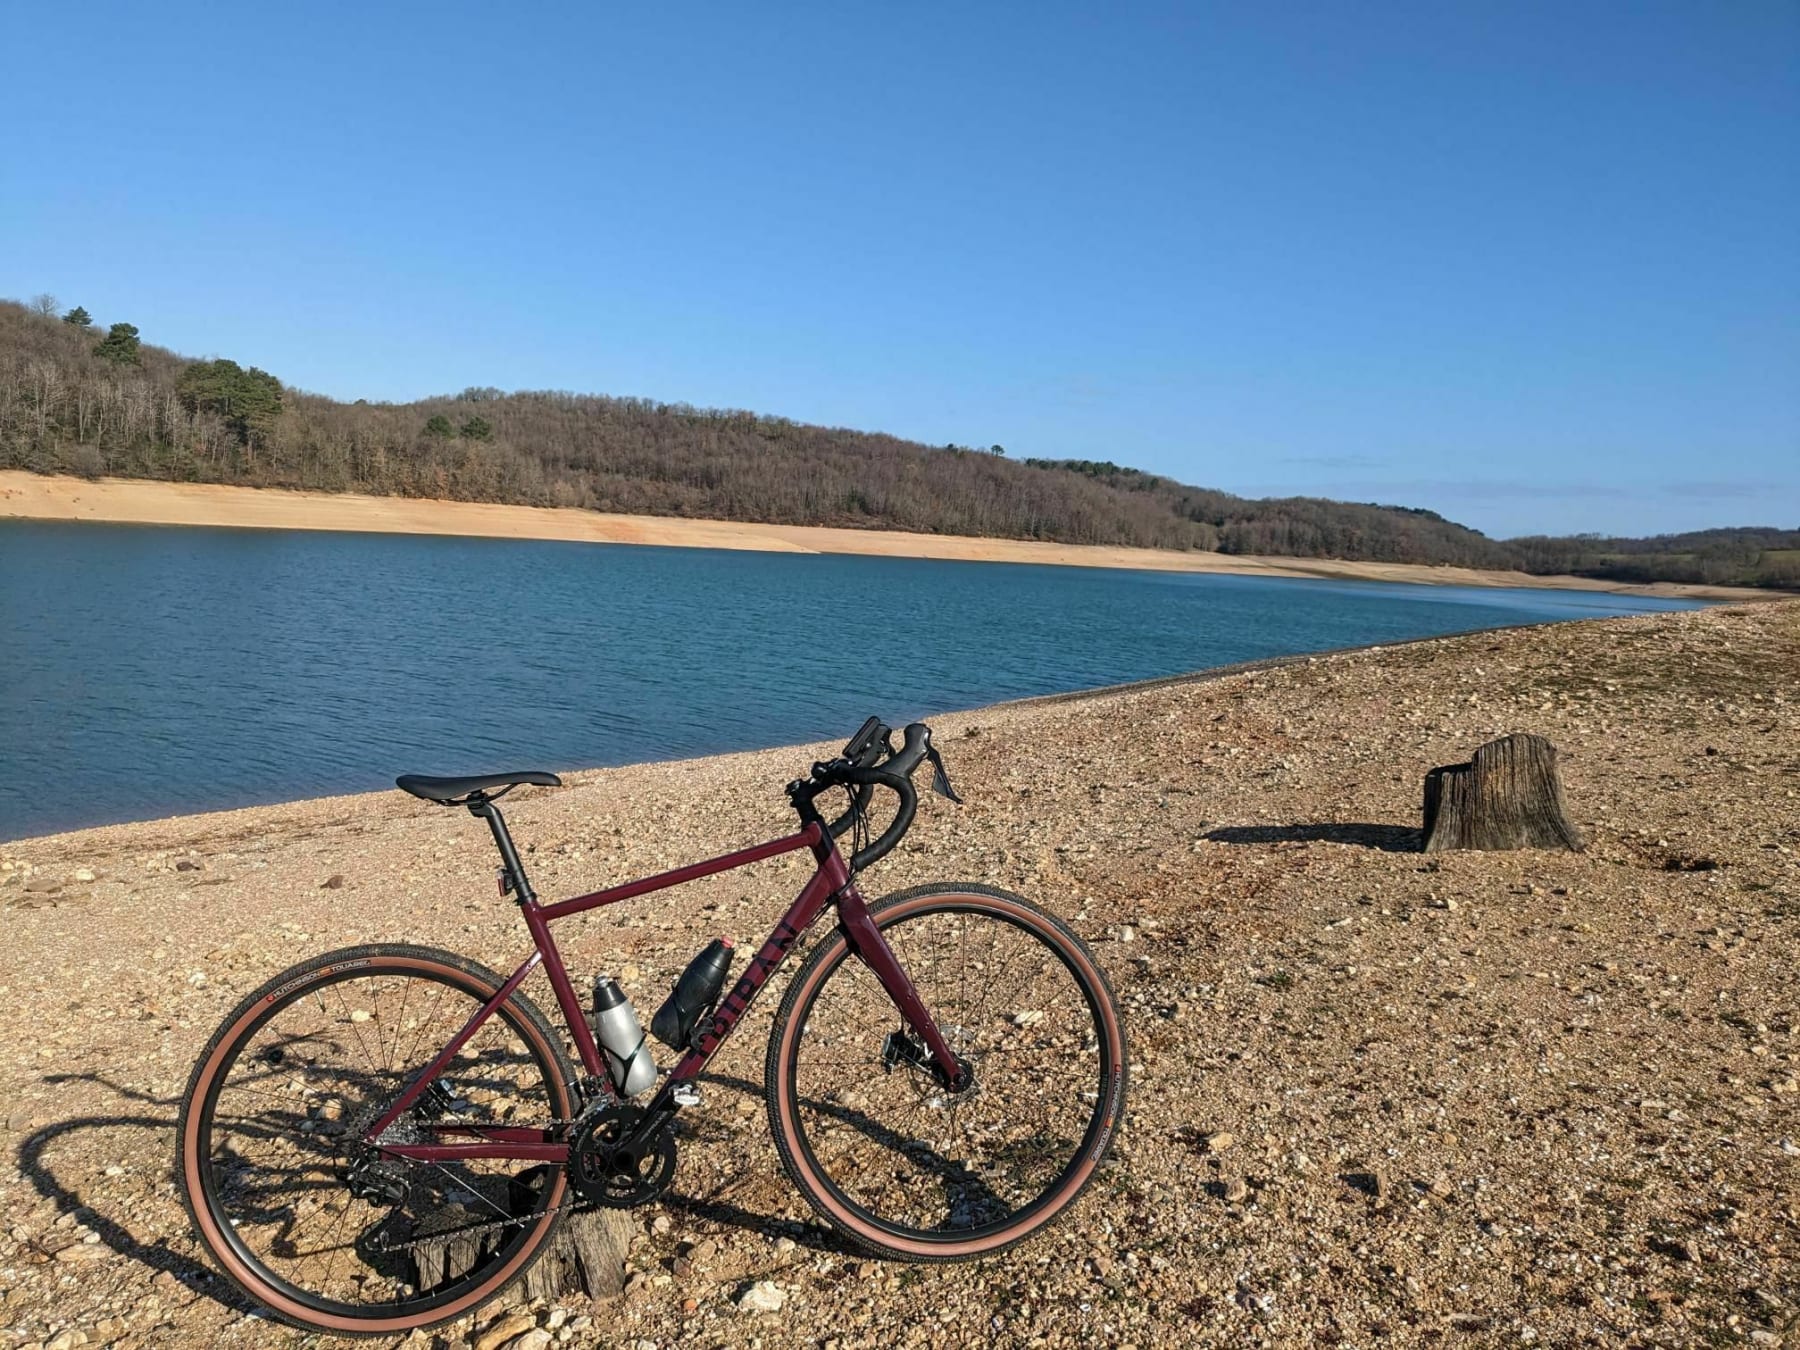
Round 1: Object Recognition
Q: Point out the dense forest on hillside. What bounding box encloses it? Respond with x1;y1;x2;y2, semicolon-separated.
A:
1509;528;1800;588
2;297;1793;586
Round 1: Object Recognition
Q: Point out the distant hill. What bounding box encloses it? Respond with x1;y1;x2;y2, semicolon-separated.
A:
1509;528;1800;589
2;298;1792;587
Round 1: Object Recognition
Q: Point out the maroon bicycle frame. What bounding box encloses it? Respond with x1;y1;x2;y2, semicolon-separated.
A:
364;810;959;1165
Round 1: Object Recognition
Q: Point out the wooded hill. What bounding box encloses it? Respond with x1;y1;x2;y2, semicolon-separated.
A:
1508;528;1800;589
2;297;1792;586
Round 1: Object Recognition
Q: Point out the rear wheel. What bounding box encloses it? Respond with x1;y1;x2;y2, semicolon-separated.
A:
766;884;1127;1260
177;944;577;1337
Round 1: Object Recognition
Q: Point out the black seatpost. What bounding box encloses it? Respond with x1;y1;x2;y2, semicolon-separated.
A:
467;794;536;904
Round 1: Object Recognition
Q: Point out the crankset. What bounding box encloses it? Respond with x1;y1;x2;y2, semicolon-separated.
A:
569;1103;678;1209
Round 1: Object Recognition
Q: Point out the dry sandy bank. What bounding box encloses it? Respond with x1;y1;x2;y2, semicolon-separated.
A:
0;471;1773;602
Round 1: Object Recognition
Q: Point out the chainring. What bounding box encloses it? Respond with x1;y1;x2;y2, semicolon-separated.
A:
569;1103;678;1209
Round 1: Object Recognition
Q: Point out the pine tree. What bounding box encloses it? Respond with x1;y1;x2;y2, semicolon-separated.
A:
177;359;284;443
93;323;142;366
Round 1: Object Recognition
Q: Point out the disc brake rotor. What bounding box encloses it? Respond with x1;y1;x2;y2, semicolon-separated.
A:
882;1028;979;1106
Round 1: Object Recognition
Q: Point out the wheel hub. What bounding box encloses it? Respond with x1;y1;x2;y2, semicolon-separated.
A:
882;1029;978;1102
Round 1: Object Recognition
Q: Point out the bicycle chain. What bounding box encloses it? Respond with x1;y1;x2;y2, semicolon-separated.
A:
371;1195;584;1256
366;1103;654;1257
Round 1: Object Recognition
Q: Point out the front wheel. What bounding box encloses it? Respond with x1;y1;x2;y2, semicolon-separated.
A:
765;884;1127;1260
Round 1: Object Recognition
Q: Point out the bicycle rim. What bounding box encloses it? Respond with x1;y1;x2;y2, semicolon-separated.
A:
178;947;573;1335
768;886;1126;1259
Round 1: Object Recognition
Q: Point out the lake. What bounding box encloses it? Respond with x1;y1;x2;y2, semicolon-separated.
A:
0;521;1704;841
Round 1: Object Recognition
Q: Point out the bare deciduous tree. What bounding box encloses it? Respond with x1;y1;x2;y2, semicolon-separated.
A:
0;298;1791;586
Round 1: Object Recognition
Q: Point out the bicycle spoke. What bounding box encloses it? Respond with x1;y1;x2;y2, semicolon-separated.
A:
333;985;384;1080
401;981;450;1073
189;957;566;1323
385;977;412;1074
784;899;1113;1241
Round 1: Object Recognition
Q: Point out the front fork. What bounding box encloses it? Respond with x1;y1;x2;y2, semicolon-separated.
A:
834;884;970;1091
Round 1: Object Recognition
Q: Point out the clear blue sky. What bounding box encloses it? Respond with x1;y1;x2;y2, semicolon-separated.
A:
4;2;1795;538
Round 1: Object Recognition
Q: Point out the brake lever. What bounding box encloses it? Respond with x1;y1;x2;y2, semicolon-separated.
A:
925;745;963;804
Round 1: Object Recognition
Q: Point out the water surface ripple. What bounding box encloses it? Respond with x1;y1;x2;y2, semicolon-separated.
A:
0;522;1702;840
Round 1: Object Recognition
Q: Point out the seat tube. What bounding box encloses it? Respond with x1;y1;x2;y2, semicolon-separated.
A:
472;799;535;904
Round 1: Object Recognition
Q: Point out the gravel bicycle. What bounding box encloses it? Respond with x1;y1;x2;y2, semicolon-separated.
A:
177;718;1128;1337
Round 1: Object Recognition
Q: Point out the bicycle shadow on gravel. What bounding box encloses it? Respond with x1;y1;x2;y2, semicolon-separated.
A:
660;1182;850;1258
674;1070;1009;1260
669;1071;853;1258
18;1065;997;1301
15;1074;256;1316
1203;823;1420;852
20;1065;843;1297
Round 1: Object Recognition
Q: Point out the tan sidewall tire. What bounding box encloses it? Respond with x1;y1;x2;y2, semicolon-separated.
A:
176;945;576;1337
765;884;1127;1261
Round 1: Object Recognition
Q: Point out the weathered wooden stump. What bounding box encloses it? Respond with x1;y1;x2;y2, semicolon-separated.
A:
410;1206;633;1307
1421;733;1583;853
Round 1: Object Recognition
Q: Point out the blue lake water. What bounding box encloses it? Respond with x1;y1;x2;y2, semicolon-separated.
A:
0;521;1704;841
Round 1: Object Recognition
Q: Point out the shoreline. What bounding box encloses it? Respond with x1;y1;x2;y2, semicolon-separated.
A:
0;644;1405;848
2;602;1796;1346
1;470;1777;601
0;620;1540;847
7;604;1788;849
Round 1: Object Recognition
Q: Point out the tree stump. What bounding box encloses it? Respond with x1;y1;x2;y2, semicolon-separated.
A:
409;1206;634;1307
1421;733;1583;853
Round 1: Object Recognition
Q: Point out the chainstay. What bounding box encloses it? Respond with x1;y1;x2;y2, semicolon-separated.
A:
366;1099;651;1255
363;1112;580;1255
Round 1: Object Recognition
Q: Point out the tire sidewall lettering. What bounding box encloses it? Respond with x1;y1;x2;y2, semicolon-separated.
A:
265;957;371;1003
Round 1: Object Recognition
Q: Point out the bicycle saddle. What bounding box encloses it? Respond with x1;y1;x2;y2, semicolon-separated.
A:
396;770;562;804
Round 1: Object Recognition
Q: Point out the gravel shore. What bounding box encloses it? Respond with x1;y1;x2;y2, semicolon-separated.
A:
2;601;1796;1349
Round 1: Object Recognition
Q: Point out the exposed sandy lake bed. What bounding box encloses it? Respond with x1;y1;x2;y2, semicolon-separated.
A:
1;471;1774;602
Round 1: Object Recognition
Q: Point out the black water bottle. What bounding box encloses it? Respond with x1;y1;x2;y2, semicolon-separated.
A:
651;938;734;1050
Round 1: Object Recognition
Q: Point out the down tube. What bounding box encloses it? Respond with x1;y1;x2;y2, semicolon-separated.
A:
668;865;844;1080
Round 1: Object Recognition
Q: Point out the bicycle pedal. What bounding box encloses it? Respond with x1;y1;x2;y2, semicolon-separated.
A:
671;1083;703;1108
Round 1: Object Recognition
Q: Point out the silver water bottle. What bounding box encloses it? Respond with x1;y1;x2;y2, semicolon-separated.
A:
591;977;657;1097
